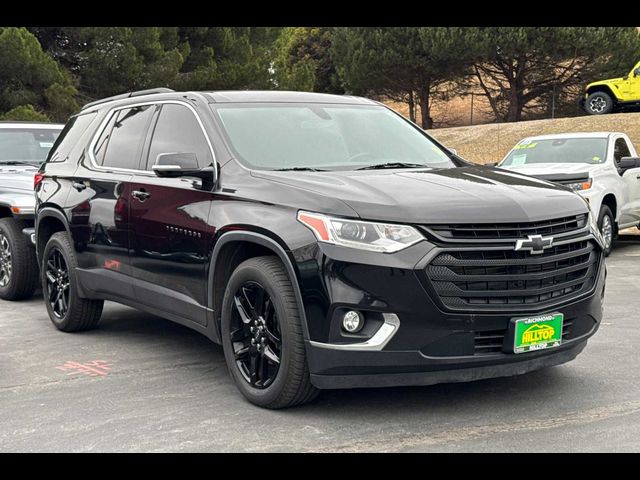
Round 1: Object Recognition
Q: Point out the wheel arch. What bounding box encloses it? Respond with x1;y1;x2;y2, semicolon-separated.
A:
36;207;71;259
0;204;13;219
600;193;618;229
586;84;620;103
207;231;310;344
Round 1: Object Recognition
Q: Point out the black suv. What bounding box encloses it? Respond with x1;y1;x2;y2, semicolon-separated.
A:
36;89;606;408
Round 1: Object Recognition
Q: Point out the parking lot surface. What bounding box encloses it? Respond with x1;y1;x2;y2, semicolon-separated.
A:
1;235;639;452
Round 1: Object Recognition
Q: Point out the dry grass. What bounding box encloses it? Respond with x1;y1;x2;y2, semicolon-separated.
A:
429;112;640;164
430;112;640;235
386;93;494;128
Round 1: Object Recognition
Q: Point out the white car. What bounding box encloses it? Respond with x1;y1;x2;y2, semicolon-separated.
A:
497;132;640;255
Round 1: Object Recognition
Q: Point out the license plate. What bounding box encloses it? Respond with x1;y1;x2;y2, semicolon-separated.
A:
513;312;563;354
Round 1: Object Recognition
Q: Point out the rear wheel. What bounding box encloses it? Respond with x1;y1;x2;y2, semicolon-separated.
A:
221;256;318;409
42;231;103;331
598;205;615;257
585;92;613;115
0;218;38;300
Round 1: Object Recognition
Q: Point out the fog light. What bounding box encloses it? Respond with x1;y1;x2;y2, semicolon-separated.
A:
342;310;364;333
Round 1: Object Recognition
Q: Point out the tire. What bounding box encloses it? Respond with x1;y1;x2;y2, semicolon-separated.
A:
0;218;39;301
598;205;615;257
221;256;318;409
41;231;103;332
585;92;614;115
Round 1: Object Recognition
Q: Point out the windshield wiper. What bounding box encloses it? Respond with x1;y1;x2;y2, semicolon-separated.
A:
273;167;327;172
356;162;427;170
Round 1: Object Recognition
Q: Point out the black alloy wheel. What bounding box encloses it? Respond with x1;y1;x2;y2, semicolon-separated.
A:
221;256;318;408
45;247;70;319
230;281;282;389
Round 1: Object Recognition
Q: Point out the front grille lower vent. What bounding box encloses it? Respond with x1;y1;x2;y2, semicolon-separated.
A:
474;319;574;355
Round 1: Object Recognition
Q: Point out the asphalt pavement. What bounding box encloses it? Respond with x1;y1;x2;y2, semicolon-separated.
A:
1;234;640;452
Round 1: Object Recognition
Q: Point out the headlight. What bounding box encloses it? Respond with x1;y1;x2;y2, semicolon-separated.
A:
566;178;592;191
297;211;423;253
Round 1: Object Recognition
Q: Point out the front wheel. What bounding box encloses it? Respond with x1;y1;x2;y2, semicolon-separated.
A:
221;256;318;409
0;218;38;300
585;92;613;115
598;205;615;257
42;232;103;331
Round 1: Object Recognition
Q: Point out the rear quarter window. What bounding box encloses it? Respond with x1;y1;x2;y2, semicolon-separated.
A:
47;111;98;163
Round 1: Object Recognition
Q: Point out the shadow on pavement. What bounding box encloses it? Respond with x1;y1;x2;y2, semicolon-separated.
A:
74;300;585;417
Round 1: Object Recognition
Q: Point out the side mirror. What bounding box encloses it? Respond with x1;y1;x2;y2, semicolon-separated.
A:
484;161;498;167
618;156;640;171
152;152;213;179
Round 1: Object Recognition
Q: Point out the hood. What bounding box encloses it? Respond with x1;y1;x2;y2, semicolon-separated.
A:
251;166;588;224
499;162;604;176
0;166;37;193
587;78;624;89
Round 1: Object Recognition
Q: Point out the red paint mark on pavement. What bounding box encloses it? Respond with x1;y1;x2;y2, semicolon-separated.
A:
55;360;112;377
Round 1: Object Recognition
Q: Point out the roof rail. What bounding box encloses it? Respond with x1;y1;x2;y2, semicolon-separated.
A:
82;88;175;110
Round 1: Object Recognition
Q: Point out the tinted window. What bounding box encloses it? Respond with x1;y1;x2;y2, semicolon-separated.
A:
500;138;608;166
212;104;453;171
146;104;212;170
48;113;96;163
0;127;62;165
614;138;631;162
96;105;155;170
93;113;117;166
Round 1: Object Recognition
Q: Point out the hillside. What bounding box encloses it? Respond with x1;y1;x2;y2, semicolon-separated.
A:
430;112;640;164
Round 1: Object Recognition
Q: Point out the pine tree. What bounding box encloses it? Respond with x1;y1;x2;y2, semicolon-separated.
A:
473;27;640;122
331;27;483;128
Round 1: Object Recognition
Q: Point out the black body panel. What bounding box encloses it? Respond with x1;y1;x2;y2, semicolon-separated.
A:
35;90;605;389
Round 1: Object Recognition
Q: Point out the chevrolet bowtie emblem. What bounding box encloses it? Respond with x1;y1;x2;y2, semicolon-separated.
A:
514;234;554;255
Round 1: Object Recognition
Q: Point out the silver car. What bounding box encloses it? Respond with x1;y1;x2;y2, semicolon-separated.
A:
0;122;63;300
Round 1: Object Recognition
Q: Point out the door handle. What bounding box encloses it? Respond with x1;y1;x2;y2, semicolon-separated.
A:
72;182;87;191
132;190;151;202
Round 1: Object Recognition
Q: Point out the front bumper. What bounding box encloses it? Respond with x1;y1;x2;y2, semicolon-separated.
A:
310;341;587;389
299;238;605;390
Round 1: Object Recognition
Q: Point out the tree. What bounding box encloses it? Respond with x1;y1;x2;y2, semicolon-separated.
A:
74;27;185;99
0;27;78;122
0;104;49;122
273;27;343;93
331;27;483;128
173;27;281;90
473;27;640;122
31;27;186;102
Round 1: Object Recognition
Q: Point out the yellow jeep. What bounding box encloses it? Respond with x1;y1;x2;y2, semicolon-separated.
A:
582;60;640;115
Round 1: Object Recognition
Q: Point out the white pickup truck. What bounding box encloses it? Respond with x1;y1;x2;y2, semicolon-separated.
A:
497;132;640;255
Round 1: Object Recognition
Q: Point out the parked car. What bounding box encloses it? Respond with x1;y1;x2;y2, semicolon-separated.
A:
581;60;640;115
36;89;606;408
497;132;640;256
0;121;63;300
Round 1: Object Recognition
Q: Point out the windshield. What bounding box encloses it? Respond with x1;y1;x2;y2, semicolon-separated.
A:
500;138;608;167
0;127;62;166
212;103;454;171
